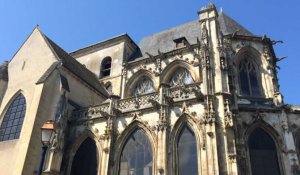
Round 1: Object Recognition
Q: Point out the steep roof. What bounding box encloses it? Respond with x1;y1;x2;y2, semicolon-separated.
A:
37;29;109;98
139;20;201;56
218;12;252;36
138;12;253;56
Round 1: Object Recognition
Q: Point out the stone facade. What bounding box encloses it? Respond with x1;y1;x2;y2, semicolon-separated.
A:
0;3;299;175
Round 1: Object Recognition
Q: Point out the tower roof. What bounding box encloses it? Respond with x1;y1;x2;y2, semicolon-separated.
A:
218;11;252;36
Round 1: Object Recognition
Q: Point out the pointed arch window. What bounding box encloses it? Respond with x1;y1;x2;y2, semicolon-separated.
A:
176;125;198;175
170;68;194;87
119;129;153;175
133;77;155;95
101;57;112;78
71;138;98;175
0;93;26;142
248;128;281;175
238;58;260;96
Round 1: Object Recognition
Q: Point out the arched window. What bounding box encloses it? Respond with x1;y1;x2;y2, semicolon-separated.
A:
101;57;112;78
0;93;26;142
133;77;155;95
248;128;281;175
176;125;198;175
170;68;194;87
119;129;153;175
71;138;98;175
238;58;260;96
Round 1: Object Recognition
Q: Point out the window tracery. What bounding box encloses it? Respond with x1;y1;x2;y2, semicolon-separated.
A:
119;129;153;175
170;68;194;87
133;77;155;95
0;93;26;142
238;58;260;96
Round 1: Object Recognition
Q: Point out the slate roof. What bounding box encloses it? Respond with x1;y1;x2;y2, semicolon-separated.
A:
0;61;8;81
138;12;252;56
37;31;109;98
218;12;252;36
139;20;201;56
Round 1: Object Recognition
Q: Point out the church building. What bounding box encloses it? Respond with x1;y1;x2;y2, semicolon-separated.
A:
0;3;300;175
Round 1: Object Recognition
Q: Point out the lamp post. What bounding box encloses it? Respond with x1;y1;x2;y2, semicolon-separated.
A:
38;120;54;175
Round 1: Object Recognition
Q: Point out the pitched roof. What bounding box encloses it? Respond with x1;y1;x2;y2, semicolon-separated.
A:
37;29;109;98
218;12;252;36
138;12;253;57
138;20;201;56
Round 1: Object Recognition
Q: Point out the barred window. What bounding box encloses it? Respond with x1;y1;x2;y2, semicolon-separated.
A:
170;68;194;87
0;94;26;142
119;129;153;175
133;77;155;95
101;57;112;78
238;58;260;96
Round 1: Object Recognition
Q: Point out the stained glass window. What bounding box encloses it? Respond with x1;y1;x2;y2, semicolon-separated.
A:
119;129;153;175
177;125;198;175
133;77;155;95
170;68;194;87
0;94;26;142
248;128;281;175
238;58;260;96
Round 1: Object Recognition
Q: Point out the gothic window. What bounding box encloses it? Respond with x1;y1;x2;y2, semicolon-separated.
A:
248;128;281;175
0;94;26;142
71;138;98;175
177;125;198;175
133;77;155;95
119;129;153;175
170;68;194;87
101;57;112;78
238;58;260;96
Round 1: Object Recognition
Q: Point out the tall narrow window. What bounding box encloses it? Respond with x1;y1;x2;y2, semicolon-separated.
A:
248;128;281;175
238;58;260;96
71;138;98;175
0;93;26;141
101;57;112;78
170;68;194;87
177;125;198;175
133;77;155;95
119;129;153;175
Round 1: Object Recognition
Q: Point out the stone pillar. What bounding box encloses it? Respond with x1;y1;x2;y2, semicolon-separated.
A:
156;83;170;175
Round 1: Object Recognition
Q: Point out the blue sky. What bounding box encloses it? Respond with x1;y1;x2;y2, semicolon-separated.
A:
0;0;299;104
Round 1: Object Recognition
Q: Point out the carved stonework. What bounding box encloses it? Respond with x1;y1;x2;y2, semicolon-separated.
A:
224;99;234;128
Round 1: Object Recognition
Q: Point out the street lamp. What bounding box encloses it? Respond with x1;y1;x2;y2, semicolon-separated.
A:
38;120;54;175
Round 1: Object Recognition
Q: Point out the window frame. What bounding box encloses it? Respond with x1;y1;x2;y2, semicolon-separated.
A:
0;93;26;142
238;57;261;97
100;57;112;78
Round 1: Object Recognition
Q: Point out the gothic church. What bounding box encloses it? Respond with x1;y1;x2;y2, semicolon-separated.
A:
0;3;299;175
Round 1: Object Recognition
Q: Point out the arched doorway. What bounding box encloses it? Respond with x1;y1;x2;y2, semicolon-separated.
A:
248;128;281;175
71;138;98;175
